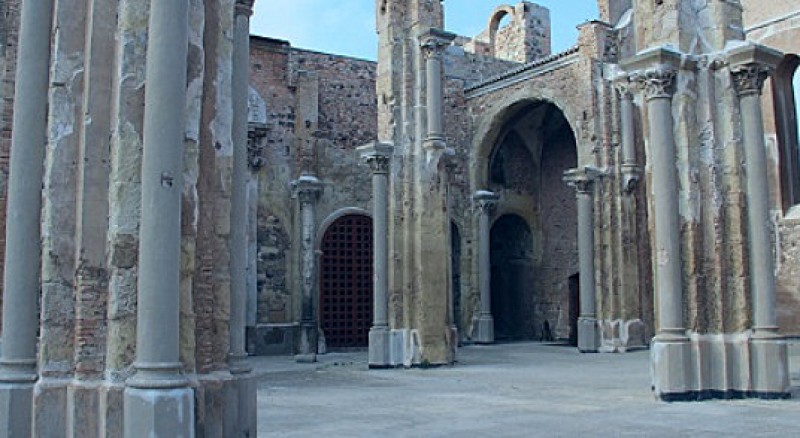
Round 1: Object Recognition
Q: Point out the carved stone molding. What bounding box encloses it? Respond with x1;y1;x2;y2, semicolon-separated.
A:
634;67;677;100
291;175;323;205
247;122;268;170
419;28;456;60
365;155;391;174
731;63;771;97
564;166;604;195
357;141;394;175
472;190;499;216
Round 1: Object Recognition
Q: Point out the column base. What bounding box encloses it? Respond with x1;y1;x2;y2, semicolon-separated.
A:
751;334;791;397
296;322;318;357
0;381;34;438
123;386;195;437
235;373;258;437
472;314;494;344
651;334;691;401
577;317;600;353
368;327;391;368
599;319;647;353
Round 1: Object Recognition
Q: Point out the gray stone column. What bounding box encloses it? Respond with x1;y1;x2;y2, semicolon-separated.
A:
473;190;498;344
0;0;54;436
729;44;790;397
420;29;455;152
292;175;323;362
123;1;194;436
230;0;254;374
358;142;394;368
618;82;641;193
564;168;602;353
635;55;691;399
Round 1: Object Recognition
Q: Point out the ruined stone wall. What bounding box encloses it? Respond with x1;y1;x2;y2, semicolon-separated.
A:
248;37;376;351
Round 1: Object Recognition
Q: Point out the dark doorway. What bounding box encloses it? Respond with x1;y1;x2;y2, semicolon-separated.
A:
319;214;373;349
569;273;580;346
490;214;534;341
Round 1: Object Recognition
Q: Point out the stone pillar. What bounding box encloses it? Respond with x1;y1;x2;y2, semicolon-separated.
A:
0;0;54;436
292;175;323;362
230;0;254;374
472;191;498;344
123;2;194;436
634;52;691;399
358;142;394;368
564;168;603;353
729;45;790;397
419;29;455;153
618;83;641;193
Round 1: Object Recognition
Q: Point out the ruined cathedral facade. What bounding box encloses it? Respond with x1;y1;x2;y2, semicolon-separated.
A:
0;0;798;436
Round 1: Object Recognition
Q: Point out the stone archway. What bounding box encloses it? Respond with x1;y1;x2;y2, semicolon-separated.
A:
319;214;373;349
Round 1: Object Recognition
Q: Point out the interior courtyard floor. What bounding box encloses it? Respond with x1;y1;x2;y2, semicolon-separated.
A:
252;340;800;437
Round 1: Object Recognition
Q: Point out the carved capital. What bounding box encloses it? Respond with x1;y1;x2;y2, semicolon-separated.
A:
247;122;268;170
564;166;604;195
357;141;394;175
634;67;677;100
291;175;323;205
473;191;499;216
614;78;636;101
731;63;771;97
419;28;456;60
235;0;255;17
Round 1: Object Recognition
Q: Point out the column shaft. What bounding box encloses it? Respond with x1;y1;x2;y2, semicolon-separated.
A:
620;92;636;166
740;92;778;332
301;200;316;323
229;2;252;369
373;171;389;328
131;0;189;385
0;0;54;379
478;210;491;316
577;191;596;318
425;55;443;139
648;95;684;336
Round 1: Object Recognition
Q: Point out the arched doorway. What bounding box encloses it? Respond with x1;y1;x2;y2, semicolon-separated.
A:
481;100;579;342
319;214;373;349
491;214;534;340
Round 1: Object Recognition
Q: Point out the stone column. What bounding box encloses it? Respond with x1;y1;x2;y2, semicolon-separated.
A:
729;45;790;397
230;0;254;374
635;56;690;399
473;191;498;344
358;142;394;368
292;175;323;362
123;2;194;437
564;168;602;353
419;29;455;153
618;82;641;193
0;0;54;436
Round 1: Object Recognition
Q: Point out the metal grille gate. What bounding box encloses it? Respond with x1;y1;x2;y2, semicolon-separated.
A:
320;214;373;348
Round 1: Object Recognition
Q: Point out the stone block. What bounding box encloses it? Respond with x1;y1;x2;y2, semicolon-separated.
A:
578;317;600;353
67;382;100;437
473;314;494;344
123;387;195;438
236;375;258;437
32;379;66;438
368;327;391;368
651;338;692;401
750;337;791;398
0;382;34;438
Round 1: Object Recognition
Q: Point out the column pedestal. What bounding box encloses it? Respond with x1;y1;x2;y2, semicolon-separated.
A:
474;314;495;345
651;335;692;401
368;327;392;368
750;335;790;398
124;388;194;437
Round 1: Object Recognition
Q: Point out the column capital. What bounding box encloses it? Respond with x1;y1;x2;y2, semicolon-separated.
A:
419;28;456;60
731;63;771;97
727;43;782;97
473;190;499;215
564;166;604;194
632;67;677;100
620;46;685;101
614;77;636;100
235;0;255;16
291;175;323;204
357;141;394;175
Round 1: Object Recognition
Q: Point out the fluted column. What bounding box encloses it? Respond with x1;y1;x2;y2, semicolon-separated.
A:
292;175;323;361
230;0;254;375
124;1;194;436
420;29;455;153
729;44;790;397
473;191;498;344
564;168;602;353
0;0;55;436
358;142;394;368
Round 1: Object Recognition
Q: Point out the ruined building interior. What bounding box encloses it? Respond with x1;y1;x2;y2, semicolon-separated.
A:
0;0;798;436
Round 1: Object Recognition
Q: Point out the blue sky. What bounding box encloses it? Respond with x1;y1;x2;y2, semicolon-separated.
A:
251;1;600;60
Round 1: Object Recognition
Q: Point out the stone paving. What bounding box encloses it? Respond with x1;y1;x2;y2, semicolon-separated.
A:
254;342;800;438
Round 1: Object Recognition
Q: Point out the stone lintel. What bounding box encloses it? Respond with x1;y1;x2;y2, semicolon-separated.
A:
620;45;686;74
726;42;783;71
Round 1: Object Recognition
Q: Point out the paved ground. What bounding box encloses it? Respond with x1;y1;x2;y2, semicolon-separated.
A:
253;342;800;437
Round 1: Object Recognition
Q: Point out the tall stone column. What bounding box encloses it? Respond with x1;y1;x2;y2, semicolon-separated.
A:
472;191;498;344
420;29;455;153
627;48;690;399
564;168;602;353
123;1;194;436
729;45;790;397
0;0;55;436
358;142;394;368
292;175;323;362
230;0;254;374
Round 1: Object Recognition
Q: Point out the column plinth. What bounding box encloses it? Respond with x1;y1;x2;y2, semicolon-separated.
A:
472;191;499;344
358;142;394;368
